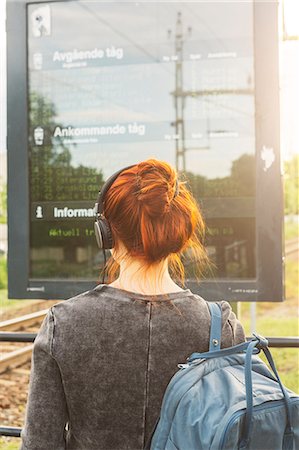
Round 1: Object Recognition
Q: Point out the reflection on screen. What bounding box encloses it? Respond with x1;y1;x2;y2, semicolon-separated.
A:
27;1;256;281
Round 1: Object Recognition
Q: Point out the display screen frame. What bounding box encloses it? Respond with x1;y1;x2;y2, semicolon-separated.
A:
7;0;284;301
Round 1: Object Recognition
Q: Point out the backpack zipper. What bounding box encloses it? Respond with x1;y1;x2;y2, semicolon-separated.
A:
218;398;298;449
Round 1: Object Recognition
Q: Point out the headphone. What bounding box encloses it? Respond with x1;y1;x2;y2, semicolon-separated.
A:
94;164;135;250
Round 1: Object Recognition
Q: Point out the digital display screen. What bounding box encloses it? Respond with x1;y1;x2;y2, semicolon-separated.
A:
27;1;256;282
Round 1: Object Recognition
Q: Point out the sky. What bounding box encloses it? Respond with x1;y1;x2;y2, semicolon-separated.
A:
0;1;298;163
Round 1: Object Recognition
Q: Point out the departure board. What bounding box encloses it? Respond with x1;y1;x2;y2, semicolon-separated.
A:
27;1;256;283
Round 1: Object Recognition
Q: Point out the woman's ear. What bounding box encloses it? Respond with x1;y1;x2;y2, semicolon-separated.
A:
111;240;128;264
110;247;116;260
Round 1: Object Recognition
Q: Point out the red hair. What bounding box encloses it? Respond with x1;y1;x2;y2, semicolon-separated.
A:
103;158;211;289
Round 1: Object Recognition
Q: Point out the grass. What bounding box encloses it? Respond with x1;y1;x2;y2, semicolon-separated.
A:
285;260;299;303
0;440;20;450
0;289;37;318
241;316;299;393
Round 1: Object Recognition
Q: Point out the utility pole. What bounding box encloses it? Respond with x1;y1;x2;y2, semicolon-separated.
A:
168;11;254;173
169;11;211;174
169;12;188;173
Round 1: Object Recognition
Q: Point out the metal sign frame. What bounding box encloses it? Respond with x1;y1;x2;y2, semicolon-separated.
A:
7;0;284;301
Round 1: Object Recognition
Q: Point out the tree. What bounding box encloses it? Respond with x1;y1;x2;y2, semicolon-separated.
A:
29;92;104;203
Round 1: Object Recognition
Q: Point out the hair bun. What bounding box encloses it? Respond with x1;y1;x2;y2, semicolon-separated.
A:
135;160;178;217
103;157;208;273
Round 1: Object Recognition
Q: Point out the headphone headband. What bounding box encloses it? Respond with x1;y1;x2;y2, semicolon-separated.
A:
94;164;135;217
94;164;136;251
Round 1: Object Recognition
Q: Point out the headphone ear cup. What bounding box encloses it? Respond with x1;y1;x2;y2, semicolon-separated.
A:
95;217;114;249
94;220;104;249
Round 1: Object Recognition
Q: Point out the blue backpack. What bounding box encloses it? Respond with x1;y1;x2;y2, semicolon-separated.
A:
148;302;299;450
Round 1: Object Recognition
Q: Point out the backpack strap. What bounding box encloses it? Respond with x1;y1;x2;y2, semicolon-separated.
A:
207;302;222;351
144;301;222;450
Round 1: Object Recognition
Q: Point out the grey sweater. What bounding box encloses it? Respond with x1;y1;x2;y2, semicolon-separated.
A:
20;284;246;450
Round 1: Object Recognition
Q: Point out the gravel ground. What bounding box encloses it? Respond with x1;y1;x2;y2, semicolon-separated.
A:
0;299;65;445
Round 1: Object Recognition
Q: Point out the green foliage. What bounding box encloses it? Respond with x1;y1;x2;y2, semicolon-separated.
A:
0;182;7;224
0;289;24;309
185;153;255;198
284;154;299;215
0;256;7;289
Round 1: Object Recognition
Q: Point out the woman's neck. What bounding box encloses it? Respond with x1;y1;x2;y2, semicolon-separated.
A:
109;258;184;295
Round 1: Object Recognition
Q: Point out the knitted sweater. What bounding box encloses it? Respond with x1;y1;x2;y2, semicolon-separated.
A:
20;284;246;450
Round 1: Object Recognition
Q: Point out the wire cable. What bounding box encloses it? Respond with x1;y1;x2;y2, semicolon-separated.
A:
102;248;107;283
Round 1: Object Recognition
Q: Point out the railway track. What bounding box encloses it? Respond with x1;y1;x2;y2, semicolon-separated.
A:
0;302;62;375
0;309;49;332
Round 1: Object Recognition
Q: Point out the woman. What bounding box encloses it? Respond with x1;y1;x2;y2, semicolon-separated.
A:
20;158;246;450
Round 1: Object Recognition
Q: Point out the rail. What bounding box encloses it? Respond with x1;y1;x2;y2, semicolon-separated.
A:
0;332;298;347
0;309;48;331
0;334;298;438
